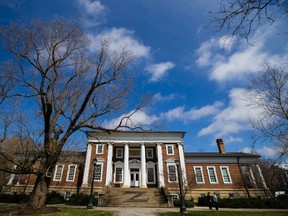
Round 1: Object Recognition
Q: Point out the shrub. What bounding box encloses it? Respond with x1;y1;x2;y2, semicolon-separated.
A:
0;193;30;204
173;198;194;208
66;193;97;206
46;191;65;204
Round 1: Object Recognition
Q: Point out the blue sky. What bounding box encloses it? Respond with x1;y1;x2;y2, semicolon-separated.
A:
0;0;287;156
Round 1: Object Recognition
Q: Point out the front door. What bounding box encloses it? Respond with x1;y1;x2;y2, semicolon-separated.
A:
130;169;139;187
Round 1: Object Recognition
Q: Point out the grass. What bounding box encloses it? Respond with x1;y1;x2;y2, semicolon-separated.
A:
160;212;288;216
0;206;113;216
32;208;113;216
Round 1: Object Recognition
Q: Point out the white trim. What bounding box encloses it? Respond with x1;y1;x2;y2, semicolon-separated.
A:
115;148;123;158
166;145;174;155
167;163;178;183
194;166;205;184
220;166;232;184
96;144;104;154
146;148;154;158
66;164;77;182
114;162;124;183
146;162;156;184
53;164;64;181
93;162;103;182
207;166;218;184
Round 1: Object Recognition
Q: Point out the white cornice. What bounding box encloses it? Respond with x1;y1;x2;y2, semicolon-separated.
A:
86;131;185;144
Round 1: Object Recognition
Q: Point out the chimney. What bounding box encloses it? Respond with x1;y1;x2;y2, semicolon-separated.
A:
216;139;226;154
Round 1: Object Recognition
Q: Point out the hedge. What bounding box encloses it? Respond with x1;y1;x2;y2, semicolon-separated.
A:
198;196;288;209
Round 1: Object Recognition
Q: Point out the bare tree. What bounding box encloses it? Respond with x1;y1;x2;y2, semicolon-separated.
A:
212;0;287;41
247;65;288;161
0;19;144;209
257;158;288;196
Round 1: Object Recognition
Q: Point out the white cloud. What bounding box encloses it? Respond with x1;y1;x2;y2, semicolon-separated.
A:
89;28;150;59
77;0;107;26
198;88;261;137
153;93;176;102
196;24;288;82
77;0;106;16
241;146;277;157
146;62;175;82
103;110;159;129
161;101;223;122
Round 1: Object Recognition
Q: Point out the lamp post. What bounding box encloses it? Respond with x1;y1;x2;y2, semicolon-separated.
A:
87;159;97;209
175;159;186;213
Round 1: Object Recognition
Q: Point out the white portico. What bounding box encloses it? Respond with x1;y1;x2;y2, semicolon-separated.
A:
82;131;187;189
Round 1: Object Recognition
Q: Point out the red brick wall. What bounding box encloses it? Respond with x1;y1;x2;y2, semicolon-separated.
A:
185;163;244;189
162;143;181;187
87;143;108;188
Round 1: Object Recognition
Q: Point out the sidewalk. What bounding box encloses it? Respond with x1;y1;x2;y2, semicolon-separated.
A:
49;204;288;216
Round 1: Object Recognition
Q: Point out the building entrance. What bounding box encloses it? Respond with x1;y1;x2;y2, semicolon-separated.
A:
130;169;139;187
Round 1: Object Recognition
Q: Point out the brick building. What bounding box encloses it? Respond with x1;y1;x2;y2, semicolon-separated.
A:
4;131;267;206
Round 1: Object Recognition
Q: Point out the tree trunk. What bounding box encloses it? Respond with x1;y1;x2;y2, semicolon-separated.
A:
26;173;50;209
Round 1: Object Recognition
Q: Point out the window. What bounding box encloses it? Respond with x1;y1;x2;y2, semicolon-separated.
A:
194;166;205;184
147;162;156;184
93;163;103;181
64;191;71;201
220;166;232;183
53;165;64;181
167;164;177;182
146;148;153;158
207;166;218;184
116;148;123;158
66;165;77;182
115;167;123;183
166;145;174;155
96;144;104;154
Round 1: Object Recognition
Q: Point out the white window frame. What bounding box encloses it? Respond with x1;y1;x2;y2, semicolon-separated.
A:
66;164;77;182
146;162;156;184
146;148;154;159
207;166;218;184
96;144;104;154
166;145;174;155
220;166;232;184
194;166;205;184
114;161;124;183
167;163;178;183
115;148;123;158
53;164;64;181
93;162;103;182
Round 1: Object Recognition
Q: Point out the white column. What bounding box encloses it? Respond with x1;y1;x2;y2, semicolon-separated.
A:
105;143;113;186
140;143;147;188
157;143;165;187
256;164;267;189
178;142;187;186
82;143;92;187
122;143;130;188
7;165;17;185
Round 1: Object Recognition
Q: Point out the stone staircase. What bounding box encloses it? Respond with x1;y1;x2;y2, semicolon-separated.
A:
101;188;168;207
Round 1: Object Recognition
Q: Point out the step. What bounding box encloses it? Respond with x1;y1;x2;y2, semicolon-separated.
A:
102;188;168;207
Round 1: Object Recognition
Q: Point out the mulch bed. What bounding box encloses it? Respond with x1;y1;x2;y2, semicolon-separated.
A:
0;205;60;215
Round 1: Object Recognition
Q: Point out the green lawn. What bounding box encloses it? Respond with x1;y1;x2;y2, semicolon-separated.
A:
0;207;113;216
160;211;288;216
32;208;113;216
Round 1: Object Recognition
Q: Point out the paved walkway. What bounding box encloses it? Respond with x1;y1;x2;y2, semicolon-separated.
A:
49;205;288;216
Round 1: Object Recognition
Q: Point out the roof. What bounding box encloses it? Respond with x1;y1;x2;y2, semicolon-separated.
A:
185;152;260;158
